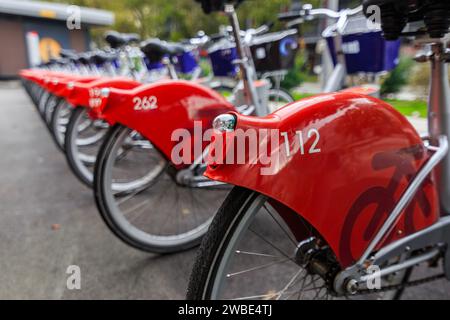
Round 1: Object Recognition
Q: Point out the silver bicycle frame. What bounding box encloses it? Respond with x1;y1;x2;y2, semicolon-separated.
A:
289;6;363;93
357;135;448;267
427;41;450;214
335;38;450;294
225;4;269;117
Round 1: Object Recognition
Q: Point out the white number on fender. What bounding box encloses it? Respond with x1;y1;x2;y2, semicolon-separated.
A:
89;98;102;108
89;88;102;108
282;129;322;157
306;129;321;154
133;96;158;111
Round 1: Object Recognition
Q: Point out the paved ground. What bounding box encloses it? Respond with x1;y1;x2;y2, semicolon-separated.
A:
407;116;427;134
0;83;448;299
0;84;195;299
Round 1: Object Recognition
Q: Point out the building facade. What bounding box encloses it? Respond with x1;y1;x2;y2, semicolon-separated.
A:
0;0;114;79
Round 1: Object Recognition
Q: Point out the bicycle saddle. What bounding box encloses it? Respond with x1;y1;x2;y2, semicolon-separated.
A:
89;51;118;65
48;58;60;65
39;61;55;68
59;49;77;60
363;0;450;39
76;53;92;65
105;31;140;49
140;39;186;62
55;58;71;66
196;0;244;13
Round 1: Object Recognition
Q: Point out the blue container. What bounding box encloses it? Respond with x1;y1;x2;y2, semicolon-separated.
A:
144;57;165;71
326;32;400;74
112;59;121;70
325;16;400;75
208;42;238;77
175;50;199;74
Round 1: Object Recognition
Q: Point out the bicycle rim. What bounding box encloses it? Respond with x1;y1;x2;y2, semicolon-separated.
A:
51;100;73;150
267;89;294;113
66;107;109;186
96;125;231;251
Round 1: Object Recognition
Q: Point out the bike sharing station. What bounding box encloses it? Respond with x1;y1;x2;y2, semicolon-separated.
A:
1;0;450;308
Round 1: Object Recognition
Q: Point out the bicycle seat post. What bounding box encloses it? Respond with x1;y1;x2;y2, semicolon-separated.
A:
224;4;261;112
425;40;450;214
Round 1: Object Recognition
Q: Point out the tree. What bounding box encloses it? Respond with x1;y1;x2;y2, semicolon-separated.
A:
47;0;307;43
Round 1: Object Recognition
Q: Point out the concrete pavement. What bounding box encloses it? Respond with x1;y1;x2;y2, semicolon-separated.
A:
0;84;195;299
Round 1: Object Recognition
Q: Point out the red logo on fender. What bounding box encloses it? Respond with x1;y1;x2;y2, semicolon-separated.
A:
339;145;432;265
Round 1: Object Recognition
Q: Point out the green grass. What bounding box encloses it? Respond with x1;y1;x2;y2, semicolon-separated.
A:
291;91;427;118
291;92;315;101
384;99;427;118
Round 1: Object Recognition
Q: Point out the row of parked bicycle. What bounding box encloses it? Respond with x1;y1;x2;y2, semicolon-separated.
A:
20;0;450;300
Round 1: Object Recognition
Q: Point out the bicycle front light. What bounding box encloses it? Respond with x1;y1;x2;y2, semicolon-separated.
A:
100;88;110;98
213;114;237;133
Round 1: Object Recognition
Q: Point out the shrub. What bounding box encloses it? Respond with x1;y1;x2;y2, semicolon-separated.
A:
281;52;309;91
380;57;414;95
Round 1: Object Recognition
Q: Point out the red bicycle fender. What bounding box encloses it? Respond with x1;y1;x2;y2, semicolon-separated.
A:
100;80;235;164
65;77;141;112
340;84;380;97
205;92;439;267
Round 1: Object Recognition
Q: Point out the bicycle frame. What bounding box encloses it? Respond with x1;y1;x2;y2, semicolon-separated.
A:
427;41;450;214
224;4;271;116
321;8;357;92
286;5;362;93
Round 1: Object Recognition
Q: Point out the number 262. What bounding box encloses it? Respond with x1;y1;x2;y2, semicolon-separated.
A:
133;96;158;111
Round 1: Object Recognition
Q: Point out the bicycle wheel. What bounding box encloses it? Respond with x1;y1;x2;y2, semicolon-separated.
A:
94;124;231;253
43;95;60;128
65;107;109;187
267;88;294;113
50;99;73;152
187;187;410;300
38;91;51;116
28;84;43;108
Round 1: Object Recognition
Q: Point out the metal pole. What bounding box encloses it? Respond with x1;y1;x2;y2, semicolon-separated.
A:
428;42;450;214
321;0;339;90
225;4;260;111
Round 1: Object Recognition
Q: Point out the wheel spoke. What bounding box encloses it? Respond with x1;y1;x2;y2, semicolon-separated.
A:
263;204;298;247
248;227;296;263
235;250;281;259
226;257;293;278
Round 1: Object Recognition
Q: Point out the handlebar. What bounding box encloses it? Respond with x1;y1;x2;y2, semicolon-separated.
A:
186;22;273;50
278;3;362;29
251;23;272;37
